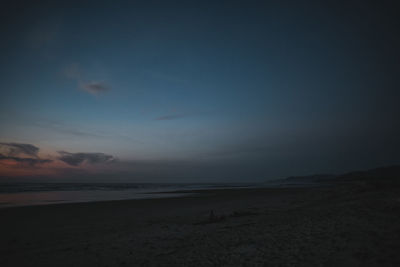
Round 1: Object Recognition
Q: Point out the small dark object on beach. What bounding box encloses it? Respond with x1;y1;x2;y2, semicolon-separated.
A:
209;210;215;221
194;210;226;225
208;210;226;223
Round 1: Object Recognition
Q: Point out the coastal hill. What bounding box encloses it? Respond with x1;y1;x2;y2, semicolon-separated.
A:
283;165;400;186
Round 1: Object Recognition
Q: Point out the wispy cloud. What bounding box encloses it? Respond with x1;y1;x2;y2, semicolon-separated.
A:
58;151;116;166
0;142;52;166
155;114;186;121
32;119;103;138
2;112;140;142
80;81;110;95
0;142;39;158
0;154;53;166
32;118;139;142
63;64;111;96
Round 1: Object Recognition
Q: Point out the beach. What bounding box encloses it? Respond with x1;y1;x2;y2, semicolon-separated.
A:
1;182;399;266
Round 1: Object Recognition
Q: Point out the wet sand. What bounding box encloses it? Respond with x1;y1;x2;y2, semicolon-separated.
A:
1;183;399;266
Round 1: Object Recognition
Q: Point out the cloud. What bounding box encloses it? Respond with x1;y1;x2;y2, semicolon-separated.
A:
32;119;140;142
80;81;110;95
0;142;39;158
63;64;110;96
58;151;116;166
0;154;53;166
155;114;186;121
0;142;116;168
0;142;52;167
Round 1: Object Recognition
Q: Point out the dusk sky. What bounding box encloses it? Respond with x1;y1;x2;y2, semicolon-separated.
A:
1;0;399;182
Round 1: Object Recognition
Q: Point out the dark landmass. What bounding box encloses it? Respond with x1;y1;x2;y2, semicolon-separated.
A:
285;165;400;185
1;165;400;266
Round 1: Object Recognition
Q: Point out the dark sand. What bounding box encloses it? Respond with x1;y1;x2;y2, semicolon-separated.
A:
1;182;400;266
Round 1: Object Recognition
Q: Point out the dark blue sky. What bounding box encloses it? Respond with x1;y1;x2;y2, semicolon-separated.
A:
1;0;399;182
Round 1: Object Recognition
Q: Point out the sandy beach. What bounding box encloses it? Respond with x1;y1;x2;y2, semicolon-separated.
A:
1;182;399;267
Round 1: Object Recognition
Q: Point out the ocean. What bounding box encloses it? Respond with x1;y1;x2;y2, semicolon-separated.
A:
0;182;257;208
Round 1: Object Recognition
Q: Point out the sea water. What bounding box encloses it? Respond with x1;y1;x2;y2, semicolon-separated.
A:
0;182;256;207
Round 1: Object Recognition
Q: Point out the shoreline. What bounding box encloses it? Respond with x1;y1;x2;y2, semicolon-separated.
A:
0;186;289;210
0;185;320;210
0;190;196;209
0;184;264;209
